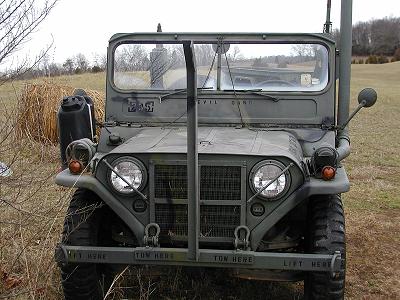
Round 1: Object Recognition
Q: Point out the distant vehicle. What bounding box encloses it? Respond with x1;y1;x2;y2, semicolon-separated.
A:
54;1;377;299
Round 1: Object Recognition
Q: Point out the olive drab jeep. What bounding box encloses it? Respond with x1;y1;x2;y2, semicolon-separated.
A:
54;0;377;299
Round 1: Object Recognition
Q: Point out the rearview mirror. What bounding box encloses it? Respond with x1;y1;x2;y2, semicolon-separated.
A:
339;88;378;130
358;88;377;108
212;43;230;54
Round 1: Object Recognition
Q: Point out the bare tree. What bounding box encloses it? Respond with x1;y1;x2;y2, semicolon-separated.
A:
228;46;242;62
48;62;62;76
291;45;314;58
335;17;400;57
0;0;58;84
166;45;185;69
194;44;214;66
40;53;51;77
115;44;149;72
74;53;89;73
92;52;107;71
352;22;370;55
370;17;400;56
62;58;74;74
99;54;107;70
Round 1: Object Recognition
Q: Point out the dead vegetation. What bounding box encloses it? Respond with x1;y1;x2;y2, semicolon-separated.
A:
0;98;65;299
15;82;104;143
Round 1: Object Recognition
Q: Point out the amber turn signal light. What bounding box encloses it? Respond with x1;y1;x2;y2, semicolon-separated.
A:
68;160;83;174
321;166;336;181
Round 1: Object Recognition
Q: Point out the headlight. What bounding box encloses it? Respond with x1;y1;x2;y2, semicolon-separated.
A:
250;160;290;199
109;157;146;194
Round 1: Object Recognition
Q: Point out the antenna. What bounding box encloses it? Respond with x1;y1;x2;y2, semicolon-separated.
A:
324;0;332;34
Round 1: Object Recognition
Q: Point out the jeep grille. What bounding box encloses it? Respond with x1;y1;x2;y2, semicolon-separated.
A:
155;204;241;238
152;164;244;242
154;165;241;200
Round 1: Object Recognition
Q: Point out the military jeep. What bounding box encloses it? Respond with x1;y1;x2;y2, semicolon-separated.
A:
54;1;377;299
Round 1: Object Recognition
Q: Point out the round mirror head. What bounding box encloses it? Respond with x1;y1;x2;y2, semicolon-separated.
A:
358;88;377;108
212;43;230;54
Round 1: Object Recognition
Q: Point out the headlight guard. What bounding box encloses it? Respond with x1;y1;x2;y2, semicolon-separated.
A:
249;160;291;200
107;156;147;194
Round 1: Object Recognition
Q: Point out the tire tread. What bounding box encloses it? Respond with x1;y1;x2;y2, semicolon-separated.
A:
60;188;105;300
304;194;346;300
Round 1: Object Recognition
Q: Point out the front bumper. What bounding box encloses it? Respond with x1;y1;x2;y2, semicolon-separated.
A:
55;244;344;275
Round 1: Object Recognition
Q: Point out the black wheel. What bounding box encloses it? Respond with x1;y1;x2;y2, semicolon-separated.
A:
60;188;115;300
304;194;346;300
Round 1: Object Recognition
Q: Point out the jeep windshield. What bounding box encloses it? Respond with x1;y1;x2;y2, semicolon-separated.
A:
113;42;329;92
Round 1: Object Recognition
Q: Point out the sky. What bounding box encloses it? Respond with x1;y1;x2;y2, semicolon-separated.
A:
8;0;400;66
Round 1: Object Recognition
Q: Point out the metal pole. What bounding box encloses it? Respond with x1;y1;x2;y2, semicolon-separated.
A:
217;52;222;90
183;41;199;261
338;0;353;131
326;0;331;23
324;0;332;33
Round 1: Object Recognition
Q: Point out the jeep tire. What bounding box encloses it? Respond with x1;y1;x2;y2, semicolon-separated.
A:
304;194;346;300
60;188;115;300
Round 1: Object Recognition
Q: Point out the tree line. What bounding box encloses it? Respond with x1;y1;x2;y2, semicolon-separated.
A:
3;16;400;81
35;16;400;78
333;16;400;58
14;52;107;79
0;0;58;84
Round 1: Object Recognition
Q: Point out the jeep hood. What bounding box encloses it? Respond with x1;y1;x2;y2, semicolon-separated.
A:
109;127;304;165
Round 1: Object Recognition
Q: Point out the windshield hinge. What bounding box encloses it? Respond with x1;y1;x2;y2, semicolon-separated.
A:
321;124;335;130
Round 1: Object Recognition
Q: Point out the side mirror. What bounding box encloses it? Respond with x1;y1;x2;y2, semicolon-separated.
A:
339;88;377;130
358;88;377;108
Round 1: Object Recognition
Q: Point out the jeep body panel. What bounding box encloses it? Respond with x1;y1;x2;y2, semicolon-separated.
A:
108;128;304;162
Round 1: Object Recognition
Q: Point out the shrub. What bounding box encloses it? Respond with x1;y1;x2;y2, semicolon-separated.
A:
393;48;400;61
391;57;397;63
358;58;365;64
366;55;378;64
16;83;105;143
277;61;288;68
377;56;389;64
91;65;102;73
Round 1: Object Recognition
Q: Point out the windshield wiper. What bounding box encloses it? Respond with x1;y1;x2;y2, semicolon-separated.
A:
159;87;213;103
223;89;281;102
160;88;281;103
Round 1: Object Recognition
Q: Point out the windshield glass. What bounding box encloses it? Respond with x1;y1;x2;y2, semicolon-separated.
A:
113;42;329;92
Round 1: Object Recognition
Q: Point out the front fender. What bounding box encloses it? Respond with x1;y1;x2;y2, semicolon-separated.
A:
55;170;145;245
250;166;349;249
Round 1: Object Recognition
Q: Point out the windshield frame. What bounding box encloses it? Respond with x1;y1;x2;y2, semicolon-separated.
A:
108;33;335;97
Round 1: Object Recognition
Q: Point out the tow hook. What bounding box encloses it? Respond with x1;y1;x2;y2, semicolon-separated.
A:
54;243;68;267
234;226;250;250
330;250;342;278
143;223;161;247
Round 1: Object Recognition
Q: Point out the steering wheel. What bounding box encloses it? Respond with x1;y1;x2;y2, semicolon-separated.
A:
255;79;295;87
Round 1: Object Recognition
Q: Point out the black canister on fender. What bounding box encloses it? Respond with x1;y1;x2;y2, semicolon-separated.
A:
57;94;96;168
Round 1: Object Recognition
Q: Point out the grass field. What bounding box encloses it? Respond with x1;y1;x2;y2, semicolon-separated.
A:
0;62;399;299
343;62;400;299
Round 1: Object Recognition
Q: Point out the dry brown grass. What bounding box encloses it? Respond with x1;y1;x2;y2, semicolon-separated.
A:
346;211;400;299
15;82;105;143
343;61;400;299
0;111;66;298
